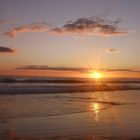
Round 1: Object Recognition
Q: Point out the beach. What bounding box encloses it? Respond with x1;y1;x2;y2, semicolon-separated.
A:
0;78;140;140
1;0;140;139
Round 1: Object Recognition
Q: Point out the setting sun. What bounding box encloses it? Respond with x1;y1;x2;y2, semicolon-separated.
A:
90;71;103;79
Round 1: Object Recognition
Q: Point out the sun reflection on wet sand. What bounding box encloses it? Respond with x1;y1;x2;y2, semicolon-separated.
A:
91;103;100;122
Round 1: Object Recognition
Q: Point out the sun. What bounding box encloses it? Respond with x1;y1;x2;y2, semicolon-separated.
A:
90;71;103;79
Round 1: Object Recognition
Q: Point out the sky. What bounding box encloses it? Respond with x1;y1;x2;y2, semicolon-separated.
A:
0;0;140;78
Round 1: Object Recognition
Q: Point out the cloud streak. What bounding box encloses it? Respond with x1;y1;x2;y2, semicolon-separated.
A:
15;65;140;73
104;69;140;73
0;46;15;53
4;23;49;38
15;65;88;72
4;16;127;38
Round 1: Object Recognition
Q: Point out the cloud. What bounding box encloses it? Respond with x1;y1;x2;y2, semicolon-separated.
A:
104;69;140;73
0;19;5;25
16;65;49;70
106;48;120;54
4;23;49;38
15;65;140;73
51;16;126;36
4;16;127;38
0;46;15;53
15;65;88;72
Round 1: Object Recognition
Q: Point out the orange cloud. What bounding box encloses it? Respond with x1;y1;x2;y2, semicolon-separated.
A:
4;23;49;38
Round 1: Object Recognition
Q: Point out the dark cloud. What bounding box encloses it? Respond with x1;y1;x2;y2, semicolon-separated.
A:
4;23;49;38
52;16;126;36
0;46;15;53
15;65;140;73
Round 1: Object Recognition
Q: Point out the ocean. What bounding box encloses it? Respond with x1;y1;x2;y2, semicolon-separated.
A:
0;76;140;94
0;76;140;140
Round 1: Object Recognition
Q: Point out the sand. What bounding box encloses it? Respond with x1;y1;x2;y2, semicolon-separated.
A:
0;90;140;140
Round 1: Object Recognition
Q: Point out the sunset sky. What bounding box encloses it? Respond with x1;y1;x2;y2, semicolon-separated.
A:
0;0;140;78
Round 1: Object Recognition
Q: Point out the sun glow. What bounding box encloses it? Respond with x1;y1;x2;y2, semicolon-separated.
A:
90;71;103;79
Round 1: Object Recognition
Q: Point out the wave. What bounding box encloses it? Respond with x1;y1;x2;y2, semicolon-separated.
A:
0;83;140;94
0;77;140;94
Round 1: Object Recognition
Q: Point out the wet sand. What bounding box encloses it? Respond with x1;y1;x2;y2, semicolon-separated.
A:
0;90;140;140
